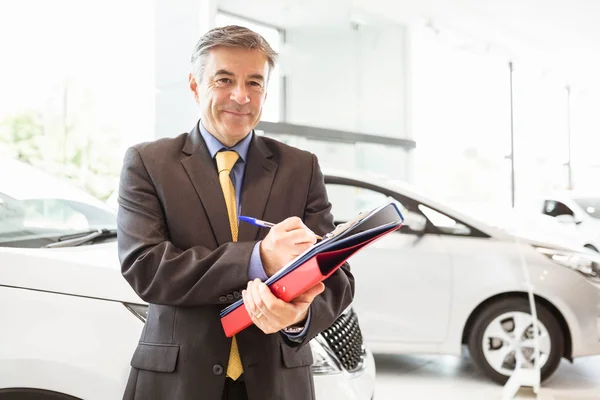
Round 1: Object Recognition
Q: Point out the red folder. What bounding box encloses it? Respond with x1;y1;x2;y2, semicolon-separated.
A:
220;223;401;337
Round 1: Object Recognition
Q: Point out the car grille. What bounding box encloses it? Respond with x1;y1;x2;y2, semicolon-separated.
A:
321;309;365;371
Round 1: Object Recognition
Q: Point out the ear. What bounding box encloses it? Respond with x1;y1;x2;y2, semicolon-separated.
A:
189;73;199;102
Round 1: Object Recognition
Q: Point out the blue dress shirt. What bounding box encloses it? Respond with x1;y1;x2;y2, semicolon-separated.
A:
199;121;310;339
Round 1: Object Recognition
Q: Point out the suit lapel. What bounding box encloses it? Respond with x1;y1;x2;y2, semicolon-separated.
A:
181;124;232;246
238;134;277;242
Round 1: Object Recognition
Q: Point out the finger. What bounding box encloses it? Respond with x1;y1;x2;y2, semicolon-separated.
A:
294;282;326;303
256;281;286;316
244;288;272;331
242;289;253;317
283;228;317;245
251;279;268;316
251;278;281;334
307;282;325;297
290;242;314;257
256;281;305;331
275;216;304;232
244;281;260;317
250;279;267;321
244;290;264;328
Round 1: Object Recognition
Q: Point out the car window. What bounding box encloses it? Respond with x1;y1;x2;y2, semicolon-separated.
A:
0;160;117;247
0;192;117;246
418;204;472;236
543;200;574;217
0;193;26;234
19;198;93;231
325;183;407;223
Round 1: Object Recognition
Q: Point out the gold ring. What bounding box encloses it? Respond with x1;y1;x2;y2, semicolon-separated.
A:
255;312;263;319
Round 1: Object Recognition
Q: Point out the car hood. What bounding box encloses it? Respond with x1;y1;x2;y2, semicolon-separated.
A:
0;241;144;304
471;209;590;251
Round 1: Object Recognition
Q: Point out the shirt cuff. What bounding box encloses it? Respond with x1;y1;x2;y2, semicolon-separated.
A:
282;308;311;341
248;241;268;282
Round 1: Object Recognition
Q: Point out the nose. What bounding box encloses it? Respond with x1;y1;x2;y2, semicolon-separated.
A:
230;82;250;105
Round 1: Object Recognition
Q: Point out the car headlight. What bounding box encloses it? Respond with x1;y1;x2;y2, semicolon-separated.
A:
310;337;342;375
536;247;600;282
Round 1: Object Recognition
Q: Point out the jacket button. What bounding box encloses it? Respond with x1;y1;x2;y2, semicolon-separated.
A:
213;364;224;376
233;291;241;299
227;294;234;300
219;296;227;302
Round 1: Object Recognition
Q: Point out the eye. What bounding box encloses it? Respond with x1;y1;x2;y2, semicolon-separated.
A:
217;78;232;84
248;81;262;87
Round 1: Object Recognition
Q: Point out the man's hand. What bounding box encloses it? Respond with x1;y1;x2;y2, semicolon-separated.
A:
242;279;325;335
259;217;318;277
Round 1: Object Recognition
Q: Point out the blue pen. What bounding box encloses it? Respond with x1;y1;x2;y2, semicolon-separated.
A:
238;216;323;240
238;216;275;229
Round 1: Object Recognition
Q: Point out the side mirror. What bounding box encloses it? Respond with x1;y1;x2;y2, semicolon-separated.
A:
403;212;427;233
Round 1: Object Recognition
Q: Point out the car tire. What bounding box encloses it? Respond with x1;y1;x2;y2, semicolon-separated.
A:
0;389;81;400
468;297;563;385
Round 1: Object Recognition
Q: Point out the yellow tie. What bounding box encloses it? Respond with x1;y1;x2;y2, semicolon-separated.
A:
215;150;243;380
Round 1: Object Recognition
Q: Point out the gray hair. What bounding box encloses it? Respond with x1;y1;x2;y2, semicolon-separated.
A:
191;25;278;83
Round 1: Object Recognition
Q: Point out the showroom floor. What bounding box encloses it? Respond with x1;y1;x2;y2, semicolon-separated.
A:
373;349;600;400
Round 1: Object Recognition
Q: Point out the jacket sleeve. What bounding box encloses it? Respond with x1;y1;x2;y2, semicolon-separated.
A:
289;153;355;348
117;146;255;306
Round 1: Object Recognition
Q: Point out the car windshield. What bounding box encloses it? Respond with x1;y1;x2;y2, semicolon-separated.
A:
0;160;117;247
574;198;600;219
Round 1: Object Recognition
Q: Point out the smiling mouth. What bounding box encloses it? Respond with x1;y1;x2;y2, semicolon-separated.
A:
223;110;249;116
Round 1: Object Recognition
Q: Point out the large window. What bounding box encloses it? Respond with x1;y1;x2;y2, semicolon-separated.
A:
410;24;584;212
571;90;600;190
215;12;282;122
257;133;411;182
512;68;570;204
0;0;154;200
410;26;511;212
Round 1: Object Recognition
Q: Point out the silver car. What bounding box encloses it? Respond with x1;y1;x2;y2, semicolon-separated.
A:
324;170;600;384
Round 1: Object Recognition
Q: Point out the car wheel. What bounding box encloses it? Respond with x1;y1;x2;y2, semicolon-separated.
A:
0;389;81;400
468;297;563;385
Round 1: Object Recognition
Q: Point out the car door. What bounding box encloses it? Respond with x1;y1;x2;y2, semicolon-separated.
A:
324;177;453;344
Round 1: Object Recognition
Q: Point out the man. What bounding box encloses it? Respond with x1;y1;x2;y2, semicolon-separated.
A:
117;25;354;400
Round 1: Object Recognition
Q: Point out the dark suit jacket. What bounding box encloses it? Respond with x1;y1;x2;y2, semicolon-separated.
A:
117;122;355;400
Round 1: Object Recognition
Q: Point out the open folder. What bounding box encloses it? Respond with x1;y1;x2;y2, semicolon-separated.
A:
220;201;405;337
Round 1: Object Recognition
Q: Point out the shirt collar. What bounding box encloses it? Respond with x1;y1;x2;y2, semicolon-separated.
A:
199;120;252;163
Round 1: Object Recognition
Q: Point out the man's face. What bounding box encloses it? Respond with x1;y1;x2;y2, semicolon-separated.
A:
190;46;269;147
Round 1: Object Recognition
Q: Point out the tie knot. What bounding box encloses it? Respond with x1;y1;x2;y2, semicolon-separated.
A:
215;150;239;173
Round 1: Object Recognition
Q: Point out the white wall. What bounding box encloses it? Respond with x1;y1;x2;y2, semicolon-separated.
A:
284;23;411;140
153;0;216;139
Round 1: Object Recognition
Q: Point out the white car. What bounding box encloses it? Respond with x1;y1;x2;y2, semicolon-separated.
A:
466;206;589;253
531;192;600;252
0;160;375;400
324;170;600;384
